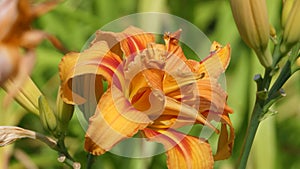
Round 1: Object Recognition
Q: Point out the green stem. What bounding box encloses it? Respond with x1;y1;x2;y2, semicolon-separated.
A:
57;135;74;161
31;130;79;168
86;153;95;169
237;100;263;169
268;42;299;99
272;37;283;68
262;68;272;91
237;68;272;169
268;61;292;101
58;154;81;169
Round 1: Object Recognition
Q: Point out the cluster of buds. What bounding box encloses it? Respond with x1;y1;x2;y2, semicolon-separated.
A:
230;0;300;68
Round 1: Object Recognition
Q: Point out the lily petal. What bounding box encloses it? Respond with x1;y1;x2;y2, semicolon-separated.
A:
91;30;123;57
93;26;155;58
139;43;166;90
0;0;18;41
119;26;155;58
162;97;218;132
189;42;231;79
0;45;19;85
164;29;187;61
59;41;122;105
214;114;234;160
85;85;152;155
162;46;201;109
143;128;214;169
197;79;229;114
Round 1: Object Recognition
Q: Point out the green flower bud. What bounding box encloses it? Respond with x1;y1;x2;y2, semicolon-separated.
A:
3;77;42;115
281;0;294;27
56;87;74;132
230;0;272;68
282;0;300;52
38;96;58;135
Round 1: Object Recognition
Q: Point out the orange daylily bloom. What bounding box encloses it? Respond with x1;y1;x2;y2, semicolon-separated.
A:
59;26;234;168
0;0;64;100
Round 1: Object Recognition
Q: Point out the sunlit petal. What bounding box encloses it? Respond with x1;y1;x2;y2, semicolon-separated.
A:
120;26;155;57
124;43;166;100
164;29;187;61
190;42;231;79
143;128;214;169
163;97;218;132
59;41;122;105
93;26;155;58
214;114;234;160
85;86;152;155
197;79;229;114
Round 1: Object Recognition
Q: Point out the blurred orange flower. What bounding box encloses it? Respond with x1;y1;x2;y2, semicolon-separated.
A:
59;26;234;169
0;0;63;97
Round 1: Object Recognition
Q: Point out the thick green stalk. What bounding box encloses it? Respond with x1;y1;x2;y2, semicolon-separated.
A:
237;99;263;169
237;67;272;169
86;154;95;169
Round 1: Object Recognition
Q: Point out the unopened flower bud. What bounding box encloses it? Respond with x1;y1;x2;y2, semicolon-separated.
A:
230;0;272;68
38;96;58;135
282;0;300;52
3;77;42;115
56;87;74;132
281;0;294;27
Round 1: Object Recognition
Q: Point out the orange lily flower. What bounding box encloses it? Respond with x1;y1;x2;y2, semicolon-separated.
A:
0;0;63;100
59;26;234;168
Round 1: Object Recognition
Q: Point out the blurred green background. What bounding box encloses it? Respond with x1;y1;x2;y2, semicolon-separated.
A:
1;0;300;168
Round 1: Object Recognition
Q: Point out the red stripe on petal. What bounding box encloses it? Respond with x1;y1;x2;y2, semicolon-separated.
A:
143;128;214;169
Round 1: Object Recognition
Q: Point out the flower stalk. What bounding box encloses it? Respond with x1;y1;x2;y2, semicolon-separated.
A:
237;99;262;169
237;37;299;169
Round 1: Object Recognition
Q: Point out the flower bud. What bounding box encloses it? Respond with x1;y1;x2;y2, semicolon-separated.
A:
282;0;300;51
230;0;272;68
38;96;58;135
56;87;74;132
3;76;42;115
281;0;294;27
